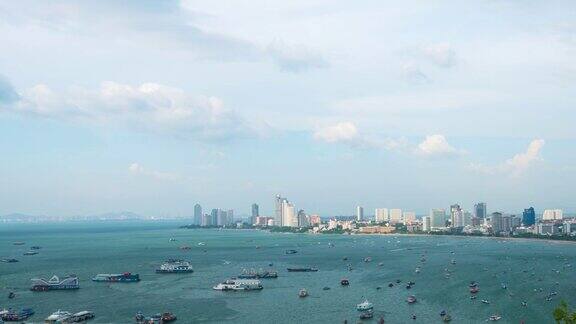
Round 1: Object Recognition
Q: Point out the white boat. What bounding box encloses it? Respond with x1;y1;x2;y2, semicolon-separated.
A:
213;279;263;291
488;315;501;321
356;300;374;311
156;259;193;273
45;310;73;322
298;288;308;297
64;310;95;322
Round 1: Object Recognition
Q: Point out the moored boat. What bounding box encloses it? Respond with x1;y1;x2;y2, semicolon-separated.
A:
1;308;34;322
63;311;95;323
45;310;73;323
92;273;140;282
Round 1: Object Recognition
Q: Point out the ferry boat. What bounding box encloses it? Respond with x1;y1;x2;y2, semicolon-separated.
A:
213;279;263;291
156;260;193;273
64;311;95;323
92;272;140;282
45;310;73;323
298;288;308;297
356;300;374;311
31;275;79;291
238;268;278;279
287;267;318;272
1;308;34;321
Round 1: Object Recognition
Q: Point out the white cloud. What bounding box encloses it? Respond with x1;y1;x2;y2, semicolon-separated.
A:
468;139;545;177
6;81;253;141
313;122;358;143
421;43;457;68
415;134;462;157
128;163;179;181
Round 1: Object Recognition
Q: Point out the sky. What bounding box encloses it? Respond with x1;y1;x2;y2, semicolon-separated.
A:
0;0;575;218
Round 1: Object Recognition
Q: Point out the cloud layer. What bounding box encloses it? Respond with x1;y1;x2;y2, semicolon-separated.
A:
468;139;545;177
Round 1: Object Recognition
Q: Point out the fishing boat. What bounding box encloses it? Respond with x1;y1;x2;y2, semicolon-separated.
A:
488;315;502;321
92;273;140;282
298;288;308;297
356;300;374;311
406;295;417;304
287;267;318;272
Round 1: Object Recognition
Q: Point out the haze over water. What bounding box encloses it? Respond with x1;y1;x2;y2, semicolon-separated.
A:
1;222;574;323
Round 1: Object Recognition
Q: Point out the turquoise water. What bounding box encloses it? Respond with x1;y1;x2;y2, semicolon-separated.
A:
1;222;574;323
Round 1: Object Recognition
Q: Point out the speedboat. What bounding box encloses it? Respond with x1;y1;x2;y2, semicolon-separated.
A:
45;310;73;323
489;315;501;321
481;299;490;304
501;283;507;289
357;300;374;311
298;288;308;297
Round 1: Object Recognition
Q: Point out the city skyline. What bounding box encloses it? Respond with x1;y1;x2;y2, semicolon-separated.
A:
1;1;576;217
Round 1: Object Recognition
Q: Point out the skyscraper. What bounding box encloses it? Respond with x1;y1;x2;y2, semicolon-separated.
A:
227;209;234;224
274;195;284;226
390;209;402;223
450;204;462;227
251;203;259;225
430;209;447;228
375;208;389;223
194;203;202;225
491;212;503;233
356;206;364;222
211;209;218;226
522;207;536;226
297;209;308;227
282;200;296;227
474;203;487;219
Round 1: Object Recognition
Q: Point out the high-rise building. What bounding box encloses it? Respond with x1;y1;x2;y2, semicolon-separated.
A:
282;200;296;227
450;204;462;227
211;209;218;226
375;208;389;223
251;203;259;225
202;213;211;226
474;202;487;219
491;212;503;233
430;209;447;228
403;211;416;224
422;216;431;231
522;207;536;226
542;209;563;221
227;209;234;224
274;195;284;226
194;204;202;225
356;206;364;222
297;209;308;227
390;209;402;224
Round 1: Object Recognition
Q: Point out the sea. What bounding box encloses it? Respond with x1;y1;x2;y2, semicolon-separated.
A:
1;221;574;323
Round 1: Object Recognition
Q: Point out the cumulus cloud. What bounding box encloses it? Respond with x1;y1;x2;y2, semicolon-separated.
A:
267;40;329;73
4;80;253;141
415;134;463;157
313;121;407;150
468;139;545;177
128;163;179;181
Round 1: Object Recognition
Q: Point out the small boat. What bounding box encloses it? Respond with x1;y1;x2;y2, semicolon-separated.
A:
411;314;417;320
298;288;308;297
7;292;15;299
451;259;456;265
357;300;374;311
440;310;446;317
415;267;421;273
1;308;34;321
488;315;501;321
363;257;372;262
396;279;401;283
179;246;191;250
469;281;478;288
470;295;477;300
65;310;95;322
341;279;350;286
388;283;394;287
45;310;73;323
285;249;298;254
0;259;18;263
470;286;480;293
406;295;417;304
343;257;348;261
501;283;507;289
197;242;206;246
481;299;490;304
23;251;39;256
378;262;384;267
287;267;318;272
156;260;194;274
30;246;41;250
442;314;452;322
169;238;176;242
521;301;527;307
323;286;330;291
359;310;374;320
12;242;25;246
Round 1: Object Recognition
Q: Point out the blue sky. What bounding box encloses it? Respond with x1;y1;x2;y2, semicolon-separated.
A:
0;0;575;217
